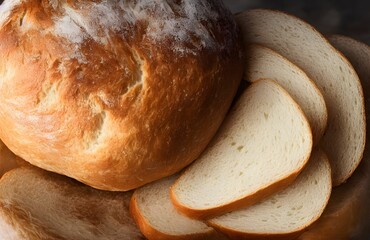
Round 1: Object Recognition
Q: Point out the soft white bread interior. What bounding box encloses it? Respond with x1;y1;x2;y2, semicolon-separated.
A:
209;149;332;240
0;167;144;240
131;175;224;240
0;0;243;191
298;155;369;240
328;35;370;101
299;35;370;240
171;79;312;219
244;44;327;144
236;9;366;186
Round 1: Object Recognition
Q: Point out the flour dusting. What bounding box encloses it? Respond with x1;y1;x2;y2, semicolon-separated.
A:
49;0;59;10
144;1;217;50
53;0;231;55
0;0;22;28
54;15;85;44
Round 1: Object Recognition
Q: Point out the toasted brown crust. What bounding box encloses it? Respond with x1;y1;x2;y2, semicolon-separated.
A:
130;192;222;240
0;0;243;191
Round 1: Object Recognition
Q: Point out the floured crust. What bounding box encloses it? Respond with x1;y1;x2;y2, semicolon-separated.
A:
0;0;243;190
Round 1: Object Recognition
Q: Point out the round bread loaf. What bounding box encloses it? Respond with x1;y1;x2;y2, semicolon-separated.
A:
0;0;243;191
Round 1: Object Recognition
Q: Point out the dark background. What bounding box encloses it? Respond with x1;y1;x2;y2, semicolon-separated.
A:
223;0;370;44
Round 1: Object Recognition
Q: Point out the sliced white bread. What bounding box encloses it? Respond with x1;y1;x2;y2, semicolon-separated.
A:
209;149;332;240
0;167;144;240
300;36;370;239
236;9;366;186
328;35;370;101
171;79;313;219
245;44;327;144
130;175;226;240
298;156;369;240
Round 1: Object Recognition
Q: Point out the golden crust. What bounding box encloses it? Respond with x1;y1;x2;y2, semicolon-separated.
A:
0;0;243;190
171;169;303;220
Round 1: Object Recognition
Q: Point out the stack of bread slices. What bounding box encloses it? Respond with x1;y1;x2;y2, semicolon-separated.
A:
0;8;369;240
130;9;369;240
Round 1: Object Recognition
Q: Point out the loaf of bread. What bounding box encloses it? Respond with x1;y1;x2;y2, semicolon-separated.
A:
0;1;368;238
171;79;312;219
0;0;243;191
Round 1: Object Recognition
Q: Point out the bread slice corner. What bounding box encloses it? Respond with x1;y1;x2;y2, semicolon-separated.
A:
130;175;223;240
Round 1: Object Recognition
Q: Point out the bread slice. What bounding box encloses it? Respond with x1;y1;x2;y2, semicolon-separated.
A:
328;35;370;101
300;36;370;239
131;175;225;240
209;149;332;240
171;79;312;219
236;9;366;186
0;167;144;240
245;44;327;144
298;155;369;240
